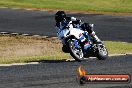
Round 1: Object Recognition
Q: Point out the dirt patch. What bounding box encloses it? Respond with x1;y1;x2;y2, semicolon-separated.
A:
0;35;68;60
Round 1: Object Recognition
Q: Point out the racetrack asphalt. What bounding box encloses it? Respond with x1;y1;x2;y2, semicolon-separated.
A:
0;8;132;42
0;55;132;88
0;8;132;88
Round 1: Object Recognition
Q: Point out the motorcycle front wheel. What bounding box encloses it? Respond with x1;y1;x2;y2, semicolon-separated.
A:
68;39;84;62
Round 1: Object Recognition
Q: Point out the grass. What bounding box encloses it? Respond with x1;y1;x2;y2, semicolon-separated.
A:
0;35;132;64
0;35;70;64
105;41;132;54
0;0;132;13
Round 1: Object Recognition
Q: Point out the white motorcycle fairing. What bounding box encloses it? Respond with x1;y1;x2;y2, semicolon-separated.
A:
58;22;85;40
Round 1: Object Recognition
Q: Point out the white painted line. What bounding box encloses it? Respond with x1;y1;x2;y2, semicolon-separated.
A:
121;42;127;43
0;7;8;8
11;33;19;35
66;57;96;62
12;8;21;10
66;53;132;62
0;32;9;34
0;62;39;67
33;35;41;37
40;10;48;12
126;53;132;55
109;54;127;57
22;34;30;36
26;9;33;11
109;53;132;57
66;59;75;61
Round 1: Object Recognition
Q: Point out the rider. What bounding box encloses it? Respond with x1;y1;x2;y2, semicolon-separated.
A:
55;11;101;51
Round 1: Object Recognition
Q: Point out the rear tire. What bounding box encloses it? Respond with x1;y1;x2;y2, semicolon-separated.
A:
96;44;108;60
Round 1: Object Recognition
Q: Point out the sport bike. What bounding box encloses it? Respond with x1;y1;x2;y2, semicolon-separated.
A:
60;21;108;61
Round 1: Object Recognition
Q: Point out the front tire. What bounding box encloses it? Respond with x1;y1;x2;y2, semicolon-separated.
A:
68;39;84;62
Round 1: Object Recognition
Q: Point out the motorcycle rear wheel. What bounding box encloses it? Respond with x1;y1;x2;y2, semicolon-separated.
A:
96;44;108;60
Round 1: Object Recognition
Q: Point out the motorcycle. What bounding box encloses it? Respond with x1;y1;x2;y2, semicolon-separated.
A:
60;21;108;61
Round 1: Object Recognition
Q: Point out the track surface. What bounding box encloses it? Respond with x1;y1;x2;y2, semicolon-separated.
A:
0;8;132;88
0;55;132;88
0;8;132;42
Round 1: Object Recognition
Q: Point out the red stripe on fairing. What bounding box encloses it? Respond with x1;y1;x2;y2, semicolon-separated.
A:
79;33;82;37
84;42;90;46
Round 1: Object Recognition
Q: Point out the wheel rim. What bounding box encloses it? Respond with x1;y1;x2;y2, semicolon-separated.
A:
98;45;108;55
69;40;84;59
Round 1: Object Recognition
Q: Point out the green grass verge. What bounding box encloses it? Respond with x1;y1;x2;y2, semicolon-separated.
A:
0;0;132;13
0;35;132;64
105;41;132;54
